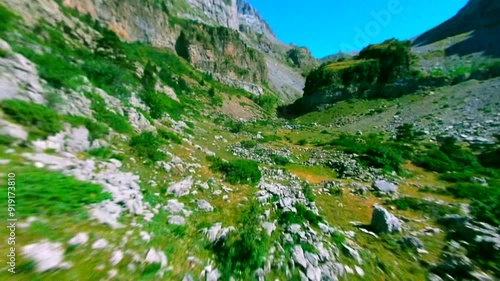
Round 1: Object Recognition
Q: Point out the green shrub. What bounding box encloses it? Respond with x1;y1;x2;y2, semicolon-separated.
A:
0;99;62;139
158;129;182;144
297;139;308;145
278;203;322;226
130;132;166;162
209;157;261;185
302;183;315;202
388;197;459;218
446;183;500;225
211;199;269;279
227;121;244;133
88;147;113;159
82;59;137;98
257;134;282;143
0;4;19;33
0;135;16;146
63;115;109;140
329;187;344;196
270;154;289;166
395;123;425;142
88;98;132;134
1;166;111;219
141;90;184;120
240;140;258;149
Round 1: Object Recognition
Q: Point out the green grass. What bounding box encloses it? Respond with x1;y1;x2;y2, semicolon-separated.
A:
0;99;62;139
208;157;262;186
130;132;167;162
63;115;109;140
0;166;111;220
158;129;182;144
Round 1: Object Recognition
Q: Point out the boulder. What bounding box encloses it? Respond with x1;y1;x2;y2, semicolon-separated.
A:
370;205;401;234
21;241;72;272
168;215;186;226
400;235;424;250
372;180;398;193
196;199;214;212
167;177;193;197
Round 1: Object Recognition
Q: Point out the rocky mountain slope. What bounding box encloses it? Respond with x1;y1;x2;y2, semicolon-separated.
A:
0;0;498;281
412;0;500;57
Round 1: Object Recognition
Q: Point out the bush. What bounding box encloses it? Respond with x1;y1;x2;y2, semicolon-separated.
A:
209;157;261;185
388;197;459;218
395;123;425;142
302;183;315;202
158;129;182;144
63;115;109;140
88;97;132;134
446;183;500;225
278;203;322;226
297;139;308;145
211;199;269;279
130;132;166;162
88;147;113;159
1;166;111;219
240;140;258;149
0;99;62;139
270;154;289;166
141;90;184;120
329;187;344;196
227;121;244;133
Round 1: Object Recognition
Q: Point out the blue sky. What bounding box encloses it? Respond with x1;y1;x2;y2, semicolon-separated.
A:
248;0;469;58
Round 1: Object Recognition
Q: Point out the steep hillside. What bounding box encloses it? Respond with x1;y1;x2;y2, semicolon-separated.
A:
0;1;499;281
412;0;500;57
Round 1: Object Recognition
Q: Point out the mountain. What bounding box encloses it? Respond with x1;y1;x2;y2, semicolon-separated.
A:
412;0;500;57
0;1;499;281
10;0;313;103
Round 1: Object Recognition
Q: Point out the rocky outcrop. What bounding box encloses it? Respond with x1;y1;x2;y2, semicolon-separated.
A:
370;205;402;234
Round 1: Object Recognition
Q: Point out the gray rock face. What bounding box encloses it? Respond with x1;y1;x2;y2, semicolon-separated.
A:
128;108;155;133
22;241;72;272
0;45;45;104
261;221;276;236
168;215;186;226
68;232;89;246
145;248;168;268
292;245;307;269
167;177;193;197
372;180;398;193
342;244;362;264
0;119;28;141
202;223;235;243
370;205;402;234
400;235;424;250
164;199;185;214
196;199;214;212
65;126;90;153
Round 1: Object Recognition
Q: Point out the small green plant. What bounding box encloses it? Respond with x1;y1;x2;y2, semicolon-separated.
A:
211;199;269;279
129;132;166;162
329;187;344;196
278;203;322;226
88;147;113;159
302;183;315;202
297;139;308;145
240;140;258;149
0;99;62;139
209;157;261;185
158;129;182;144
63;115;109;140
270;154;289;166
0;166;111;219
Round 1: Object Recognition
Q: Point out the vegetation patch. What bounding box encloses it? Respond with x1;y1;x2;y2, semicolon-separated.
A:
208;157;261;185
0;99;62;139
130;132;166;162
0;166;110;219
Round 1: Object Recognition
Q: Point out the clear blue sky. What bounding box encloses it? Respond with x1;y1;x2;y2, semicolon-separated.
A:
248;0;469;58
